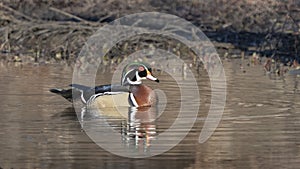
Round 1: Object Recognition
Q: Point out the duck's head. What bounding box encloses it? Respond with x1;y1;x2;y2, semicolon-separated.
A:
121;62;159;86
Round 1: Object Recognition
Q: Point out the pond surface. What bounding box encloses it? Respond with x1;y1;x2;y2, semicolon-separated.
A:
1;60;300;169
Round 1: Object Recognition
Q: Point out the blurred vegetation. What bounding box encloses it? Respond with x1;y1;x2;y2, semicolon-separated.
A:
0;0;299;64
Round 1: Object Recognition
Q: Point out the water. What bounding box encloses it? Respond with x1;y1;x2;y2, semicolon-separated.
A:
1;60;300;169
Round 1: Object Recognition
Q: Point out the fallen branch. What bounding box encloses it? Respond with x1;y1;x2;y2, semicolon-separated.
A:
49;7;94;25
0;2;34;21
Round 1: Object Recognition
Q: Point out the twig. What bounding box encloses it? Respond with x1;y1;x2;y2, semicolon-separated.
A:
49;7;92;25
0;2;34;21
0;28;10;52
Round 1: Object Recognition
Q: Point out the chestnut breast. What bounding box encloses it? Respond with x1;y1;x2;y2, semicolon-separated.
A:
130;84;157;107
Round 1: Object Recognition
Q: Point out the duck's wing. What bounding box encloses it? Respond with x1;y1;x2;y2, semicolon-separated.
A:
70;84;129;93
94;84;129;93
50;84;129;103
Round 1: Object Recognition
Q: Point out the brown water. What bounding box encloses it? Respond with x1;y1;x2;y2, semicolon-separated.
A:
1;60;300;169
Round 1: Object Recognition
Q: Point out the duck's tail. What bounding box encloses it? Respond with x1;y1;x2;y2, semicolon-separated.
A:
50;83;91;102
50;84;94;103
49;88;74;102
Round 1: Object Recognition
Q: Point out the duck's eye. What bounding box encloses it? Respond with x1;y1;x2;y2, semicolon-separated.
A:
138;66;145;72
138;69;147;77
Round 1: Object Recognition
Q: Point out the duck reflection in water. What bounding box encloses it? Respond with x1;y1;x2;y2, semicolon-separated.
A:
83;105;159;149
123;106;158;147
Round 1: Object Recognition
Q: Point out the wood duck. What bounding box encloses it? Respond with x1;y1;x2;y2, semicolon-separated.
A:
50;62;159;108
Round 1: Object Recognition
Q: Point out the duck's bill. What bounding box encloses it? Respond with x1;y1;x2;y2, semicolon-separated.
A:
146;74;159;83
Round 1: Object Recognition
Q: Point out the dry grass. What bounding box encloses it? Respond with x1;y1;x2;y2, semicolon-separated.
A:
0;0;299;63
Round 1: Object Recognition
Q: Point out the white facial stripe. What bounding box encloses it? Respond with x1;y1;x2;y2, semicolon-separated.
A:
127;77;142;85
122;69;135;83
136;71;146;80
136;71;141;81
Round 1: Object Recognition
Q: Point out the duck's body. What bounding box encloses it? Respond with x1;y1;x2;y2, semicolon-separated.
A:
50;62;159;108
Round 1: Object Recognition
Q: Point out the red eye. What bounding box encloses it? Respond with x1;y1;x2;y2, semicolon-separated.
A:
138;66;145;71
